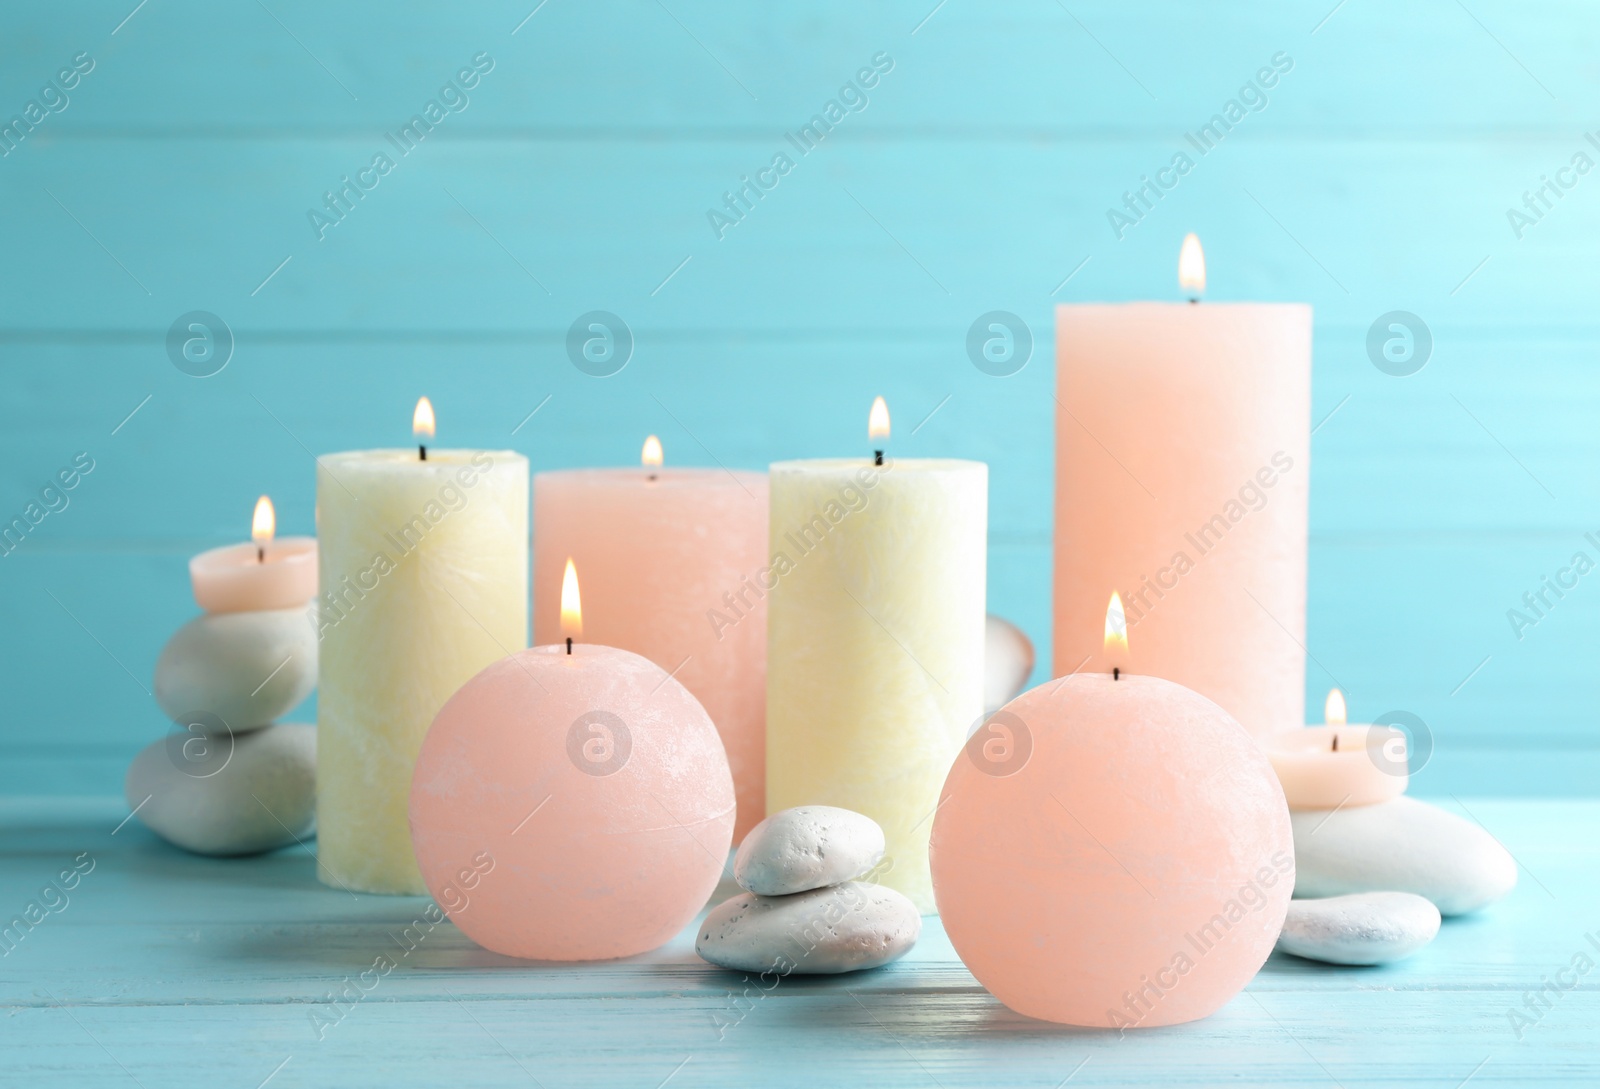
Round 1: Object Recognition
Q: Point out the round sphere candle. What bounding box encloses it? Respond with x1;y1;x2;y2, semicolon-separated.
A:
189;496;317;612
317;398;529;895
409;565;735;960
1054;236;1311;737
533;437;768;841
931;597;1293;1027
767;399;986;913
1265;688;1409;809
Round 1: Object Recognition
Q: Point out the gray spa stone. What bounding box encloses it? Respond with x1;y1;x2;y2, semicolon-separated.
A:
1277;892;1441;965
734;805;885;896
124;723;316;856
153;607;317;731
696;881;920;974
1291;795;1518;916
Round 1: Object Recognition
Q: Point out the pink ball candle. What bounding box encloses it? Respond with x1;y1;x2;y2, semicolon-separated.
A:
533;442;767;840
189;497;316;612
409;636;736;961
931;664;1292;1027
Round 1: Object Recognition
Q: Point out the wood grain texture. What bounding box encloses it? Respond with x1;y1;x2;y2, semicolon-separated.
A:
1;797;1595;1087
2;1;1598;793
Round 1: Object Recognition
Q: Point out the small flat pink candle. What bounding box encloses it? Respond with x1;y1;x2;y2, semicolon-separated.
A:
534;449;768;839
1266;727;1408;809
1265;691;1408;809
189;497;316;612
1054;244;1310;737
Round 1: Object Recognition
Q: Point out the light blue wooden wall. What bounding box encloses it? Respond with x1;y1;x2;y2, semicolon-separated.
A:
3;1;1596;795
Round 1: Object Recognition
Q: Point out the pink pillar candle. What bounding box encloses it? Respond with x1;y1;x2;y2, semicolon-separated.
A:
409;643;736;960
534;464;768;840
931;672;1293;1028
189;538;317;612
1053;300;1311;736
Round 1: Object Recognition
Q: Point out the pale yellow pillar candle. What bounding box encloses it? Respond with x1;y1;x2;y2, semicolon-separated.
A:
1054;236;1311;737
316;398;529;894
767;400;986;912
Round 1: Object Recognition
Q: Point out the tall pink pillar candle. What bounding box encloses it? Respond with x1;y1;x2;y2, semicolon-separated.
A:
1053;302;1311;736
534;463;769;840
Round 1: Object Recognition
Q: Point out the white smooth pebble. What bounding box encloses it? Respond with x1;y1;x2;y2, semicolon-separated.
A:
1291;795;1518;916
983;613;1035;714
124;723;316;856
734;805;885;896
154;607;317;731
1277;891;1441;965
697;881;921;974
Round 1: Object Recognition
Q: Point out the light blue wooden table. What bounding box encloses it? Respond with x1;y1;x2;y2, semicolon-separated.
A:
3;796;1594;1087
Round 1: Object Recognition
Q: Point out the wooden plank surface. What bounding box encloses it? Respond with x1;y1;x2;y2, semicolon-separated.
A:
1;797;1596;1087
4;2;1600;796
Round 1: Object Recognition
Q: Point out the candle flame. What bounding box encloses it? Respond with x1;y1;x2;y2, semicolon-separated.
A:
641;434;663;468
413;396;436;439
560;558;583;640
1178;233;1206;297
1103;591;1129;661
251;496;276;545
1325;688;1347;727
868;396;890;442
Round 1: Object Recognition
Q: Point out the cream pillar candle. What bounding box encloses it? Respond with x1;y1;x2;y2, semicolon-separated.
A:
532;437;769;841
316;400;528;894
767;402;986;912
1053;237;1311;736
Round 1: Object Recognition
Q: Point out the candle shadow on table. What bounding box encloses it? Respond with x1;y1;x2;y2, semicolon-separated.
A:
209;852;735;974
758;952;1422;1041
113;825;340;893
1258;949;1408;974
757;977;1138;1040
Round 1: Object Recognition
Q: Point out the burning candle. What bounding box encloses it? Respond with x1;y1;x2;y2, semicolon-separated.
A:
414;396;435;460
188;496;317;612
156;494;320;734
317;397;528;894
409;560;735;960
1264;689;1409;810
931;595;1292;1027
1053;237;1311;737
533;437;768;839
766;399;986;912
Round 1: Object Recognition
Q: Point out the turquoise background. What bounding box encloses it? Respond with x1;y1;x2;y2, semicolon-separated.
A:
2;1;1595;796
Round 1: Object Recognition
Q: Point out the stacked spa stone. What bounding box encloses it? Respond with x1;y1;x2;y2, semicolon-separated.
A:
697;806;921;974
1276;797;1517;966
125;602;318;856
